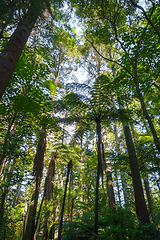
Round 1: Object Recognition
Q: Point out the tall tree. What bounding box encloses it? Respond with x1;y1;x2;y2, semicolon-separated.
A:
0;0;62;100
23;128;46;240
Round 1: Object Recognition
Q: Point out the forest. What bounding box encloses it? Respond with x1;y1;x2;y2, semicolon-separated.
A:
0;0;160;239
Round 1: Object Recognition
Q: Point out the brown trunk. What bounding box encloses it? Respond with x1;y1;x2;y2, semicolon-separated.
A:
105;158;116;210
0;160;15;229
42;155;56;240
0;7;38;99
93;119;102;238
44;155;56;202
0;191;6;230
54;171;61;239
0;112;17;168
71;198;74;221
143;176;155;223
58;160;72;240
23;129;46;240
102;133;116;211
123;124;149;225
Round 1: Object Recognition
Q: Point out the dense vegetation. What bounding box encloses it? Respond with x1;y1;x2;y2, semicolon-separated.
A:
0;0;160;239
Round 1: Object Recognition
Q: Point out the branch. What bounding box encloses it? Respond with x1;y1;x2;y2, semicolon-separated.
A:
129;0;160;38
135;21;149;66
153;82;160;91
86;39;134;78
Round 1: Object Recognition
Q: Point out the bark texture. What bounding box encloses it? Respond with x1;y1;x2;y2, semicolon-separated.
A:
134;72;160;153
23;130;46;240
143;176;155;223
102;133;116;211
123;124;150;225
58;160;72;240
0;7;38;99
42;155;56;240
94;119;102;238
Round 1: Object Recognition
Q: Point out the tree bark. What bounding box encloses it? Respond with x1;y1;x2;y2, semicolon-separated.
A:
123;123;150;225
42;155;56;240
133;71;160;153
143;176;155;223
0;7;38;100
113;121;121;206
121;172;131;211
94;119;103;238
58;160;72;240
22;202;28;237
0;159;15;230
23;129;46;240
12;183;21;207
102;132;116;211
0;112;17;168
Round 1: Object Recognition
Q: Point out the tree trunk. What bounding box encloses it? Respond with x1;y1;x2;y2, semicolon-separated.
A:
102;132;116;211
143;176;155;223
113;121;121;206
121;172;131;211
71;198;74;221
0;159;15;230
106;163;116;210
94;119;103;238
23;129;46;240
54;170;61;239
123;123;150;225
0;112;17;168
134;72;160;153
0;7;38;99
12;183;21;207
22;202;28;237
42;155;56;240
58;160;72;240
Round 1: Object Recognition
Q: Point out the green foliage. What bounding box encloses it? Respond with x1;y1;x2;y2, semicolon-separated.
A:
62;208;158;240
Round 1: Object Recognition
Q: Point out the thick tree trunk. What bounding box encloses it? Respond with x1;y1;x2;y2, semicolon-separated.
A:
123;123;150;225
0;7;38;99
106;162;116;210
23;129;46;240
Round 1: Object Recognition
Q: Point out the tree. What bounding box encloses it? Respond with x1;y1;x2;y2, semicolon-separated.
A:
23;128;47;240
72;0;160;153
0;0;63;100
58;160;72;240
